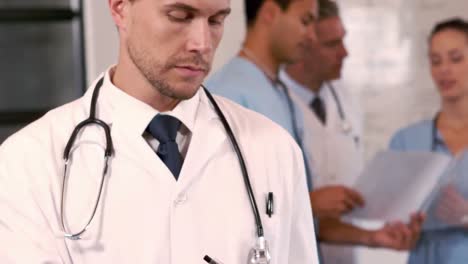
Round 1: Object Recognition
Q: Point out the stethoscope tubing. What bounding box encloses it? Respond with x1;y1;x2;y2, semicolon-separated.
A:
327;82;346;122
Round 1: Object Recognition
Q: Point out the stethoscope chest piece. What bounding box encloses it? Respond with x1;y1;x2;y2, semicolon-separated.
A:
247;236;271;264
341;121;353;135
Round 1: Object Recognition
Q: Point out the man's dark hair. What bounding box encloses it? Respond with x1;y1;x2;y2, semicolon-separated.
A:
244;0;294;26
430;18;468;41
318;0;339;21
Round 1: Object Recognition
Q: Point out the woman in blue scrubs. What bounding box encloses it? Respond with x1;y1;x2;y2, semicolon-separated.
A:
390;18;468;264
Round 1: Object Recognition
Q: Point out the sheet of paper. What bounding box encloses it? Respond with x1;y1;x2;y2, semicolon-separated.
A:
348;150;451;222
423;150;468;230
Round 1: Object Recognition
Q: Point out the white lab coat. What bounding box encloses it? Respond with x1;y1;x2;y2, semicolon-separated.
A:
297;82;363;190
294;82;364;264
0;73;319;264
280;70;364;263
285;76;408;264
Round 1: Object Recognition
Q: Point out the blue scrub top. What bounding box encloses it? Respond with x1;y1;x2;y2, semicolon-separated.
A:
390;119;468;264
206;57;314;190
207;57;303;136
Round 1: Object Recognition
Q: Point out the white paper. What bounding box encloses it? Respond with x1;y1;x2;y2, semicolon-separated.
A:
348;150;451;222
423;150;468;229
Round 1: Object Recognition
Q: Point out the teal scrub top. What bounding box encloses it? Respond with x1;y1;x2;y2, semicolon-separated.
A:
390;119;468;264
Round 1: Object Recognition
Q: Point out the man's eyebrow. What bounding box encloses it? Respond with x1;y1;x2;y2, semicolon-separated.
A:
449;49;463;56
163;3;231;17
213;8;231;17
163;2;199;13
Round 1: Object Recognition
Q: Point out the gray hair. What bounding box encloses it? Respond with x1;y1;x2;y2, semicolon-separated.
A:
318;0;340;20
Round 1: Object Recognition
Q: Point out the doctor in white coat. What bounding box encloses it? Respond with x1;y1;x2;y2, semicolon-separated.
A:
281;0;362;190
0;0;319;263
280;0;424;263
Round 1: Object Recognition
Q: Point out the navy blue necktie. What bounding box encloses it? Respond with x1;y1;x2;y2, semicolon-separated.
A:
147;114;183;180
310;97;326;125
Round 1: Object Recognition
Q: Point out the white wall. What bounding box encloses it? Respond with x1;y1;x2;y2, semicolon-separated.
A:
83;0;119;84
211;0;246;75
337;0;468;159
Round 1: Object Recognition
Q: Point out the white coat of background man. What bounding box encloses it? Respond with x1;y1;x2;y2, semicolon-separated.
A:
0;0;319;263
280;0;423;263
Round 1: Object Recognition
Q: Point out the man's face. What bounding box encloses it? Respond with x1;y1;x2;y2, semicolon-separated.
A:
270;0;318;64
305;16;348;81
121;0;230;100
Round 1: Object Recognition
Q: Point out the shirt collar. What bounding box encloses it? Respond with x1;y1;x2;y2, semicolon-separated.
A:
100;67;200;135
279;69;317;104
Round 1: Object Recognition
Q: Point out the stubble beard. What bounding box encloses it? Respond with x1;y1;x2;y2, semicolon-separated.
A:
127;42;197;101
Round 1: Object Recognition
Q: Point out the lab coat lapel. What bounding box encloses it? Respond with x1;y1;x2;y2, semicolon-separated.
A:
293;93;327;188
325;117;363;187
102;86;226;188
111;122;177;186
177;93;227;187
103;80;177;185
305;107;329;187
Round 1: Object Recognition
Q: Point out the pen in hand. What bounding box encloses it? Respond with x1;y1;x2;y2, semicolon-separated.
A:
204;255;223;264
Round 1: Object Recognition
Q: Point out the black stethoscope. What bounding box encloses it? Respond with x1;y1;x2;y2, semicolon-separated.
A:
60;77;271;264
326;82;353;135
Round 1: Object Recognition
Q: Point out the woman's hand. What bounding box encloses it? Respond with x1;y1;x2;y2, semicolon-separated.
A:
435;185;468;227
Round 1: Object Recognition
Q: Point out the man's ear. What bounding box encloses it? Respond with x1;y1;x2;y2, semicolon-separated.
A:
257;1;283;26
108;0;130;32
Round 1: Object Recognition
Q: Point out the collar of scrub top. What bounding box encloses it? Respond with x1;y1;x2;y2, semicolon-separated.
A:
279;69;314;104
235;54;302;136
431;113;449;152
100;67;200;136
226;57;278;95
237;56;312;183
